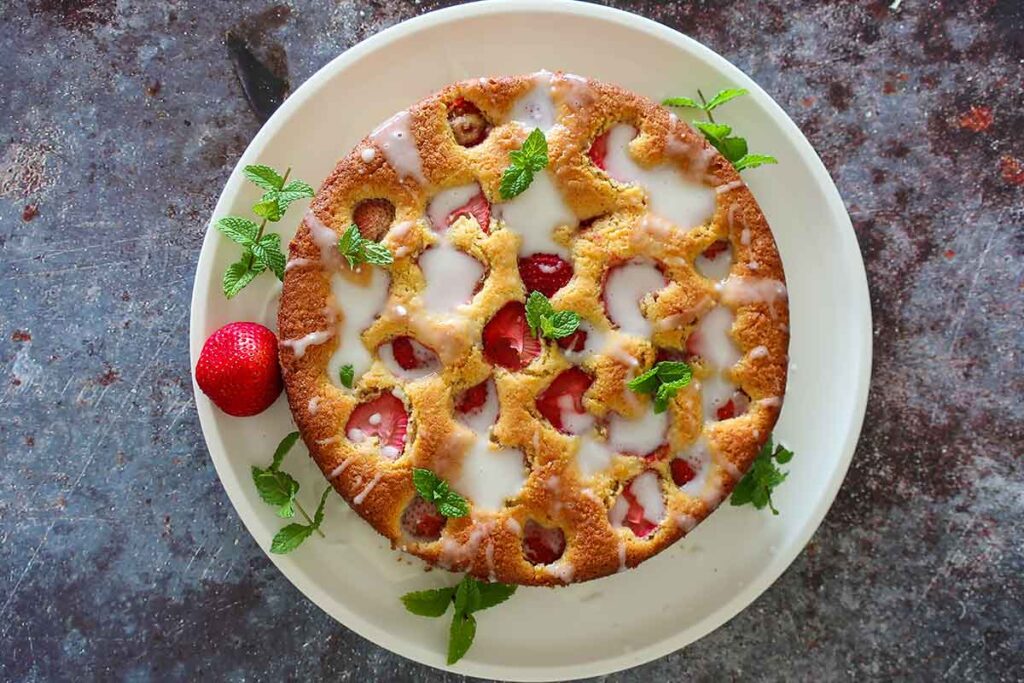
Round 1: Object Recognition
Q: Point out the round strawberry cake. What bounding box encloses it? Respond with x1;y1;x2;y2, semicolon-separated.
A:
277;71;789;586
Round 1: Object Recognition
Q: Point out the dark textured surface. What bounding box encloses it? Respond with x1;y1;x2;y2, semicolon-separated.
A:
1;0;1022;680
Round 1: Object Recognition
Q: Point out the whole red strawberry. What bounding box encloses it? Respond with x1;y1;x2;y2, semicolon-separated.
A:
195;322;283;417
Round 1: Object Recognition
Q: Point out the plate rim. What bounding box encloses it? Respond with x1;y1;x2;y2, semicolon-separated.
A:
189;1;873;680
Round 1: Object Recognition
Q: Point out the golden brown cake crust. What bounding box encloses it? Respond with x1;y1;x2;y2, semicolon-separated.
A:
278;72;789;586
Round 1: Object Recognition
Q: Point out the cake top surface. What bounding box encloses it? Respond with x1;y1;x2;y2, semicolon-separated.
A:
277;70;789;586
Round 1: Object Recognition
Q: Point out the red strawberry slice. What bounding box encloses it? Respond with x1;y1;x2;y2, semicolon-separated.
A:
518;253;573;298
523;520;566;565
352;198;395;241
346;392;409;453
556;329;587;353
589;130;610;170
702;240;730;260
448;97;491;147
447;192;491;233
455;380;489;415
195;322;282;417
391;336;435;371
622;485;658;538
670;458;696;486
536;367;593;434
715;389;751;421
401;496;445;540
482;301;542;371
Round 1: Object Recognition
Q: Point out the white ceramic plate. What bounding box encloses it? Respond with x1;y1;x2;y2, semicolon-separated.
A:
189;1;872;679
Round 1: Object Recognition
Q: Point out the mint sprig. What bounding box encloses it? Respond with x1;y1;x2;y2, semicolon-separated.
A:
401;575;517;664
730;434;794;514
524;291;580;341
663;89;777;172
413;468;469;518
627;361;693;413
271;486;331;553
339;364;355;388
337;224;394;269
500;128;548;199
216;164;315;298
252;431;328;551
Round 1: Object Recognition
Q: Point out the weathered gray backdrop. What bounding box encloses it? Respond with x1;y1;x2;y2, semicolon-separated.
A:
1;0;1021;680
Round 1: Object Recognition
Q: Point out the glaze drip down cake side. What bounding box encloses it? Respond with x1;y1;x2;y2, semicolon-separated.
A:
277;71;789;586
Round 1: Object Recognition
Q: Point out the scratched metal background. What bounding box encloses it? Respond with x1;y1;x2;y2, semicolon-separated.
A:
1;1;1022;681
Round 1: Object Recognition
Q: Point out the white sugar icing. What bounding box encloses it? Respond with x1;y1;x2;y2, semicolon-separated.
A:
602;123;716;230
495;170;576;258
370;110;425;184
604;260;665;337
326;268;390;388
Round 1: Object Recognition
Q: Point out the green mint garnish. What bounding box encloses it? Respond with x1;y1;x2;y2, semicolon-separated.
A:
499;127;548;199
270;486;331;554
337;224;394;269
730;434;794;514
251;431;328;551
627;361;693;413
216;164;315;298
412;468;469;519
524;291;580;341
339;364;355;388
401;575;517;664
663;88;777;172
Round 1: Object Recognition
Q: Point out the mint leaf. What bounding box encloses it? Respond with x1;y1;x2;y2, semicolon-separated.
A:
251;467;300;518
525;291;579;340
413;468;442;501
546;310;581;339
339;364;354;388
656;361;692;384
312;486;331;528
222;258;258;299
252;196;284;222
627;366;661;394
363;241;394;266
271;431;301;471
437;495;469;519
693;121;732;142
500;128;548;199
244;164;285;191
215;216;259;245
630;361;693;413
730;435;794;514
281;179;315;196
401;587;454;617
270;522;314;554
662;96;702;109
475;581;517;611
733;154;778;171
525;291;554;336
413;468;469;518
454;577;481;614
447;612;476;665
704;88;749;112
336;223;392;269
252;233;286;280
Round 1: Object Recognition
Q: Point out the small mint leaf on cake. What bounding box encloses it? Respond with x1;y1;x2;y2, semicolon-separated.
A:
628;361;693;413
499;127;549;199
337;224;394;269
412;468;469;519
339;364;354;388
525;291;581;340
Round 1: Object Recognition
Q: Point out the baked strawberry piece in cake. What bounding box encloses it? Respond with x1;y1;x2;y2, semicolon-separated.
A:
276;71;788;586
